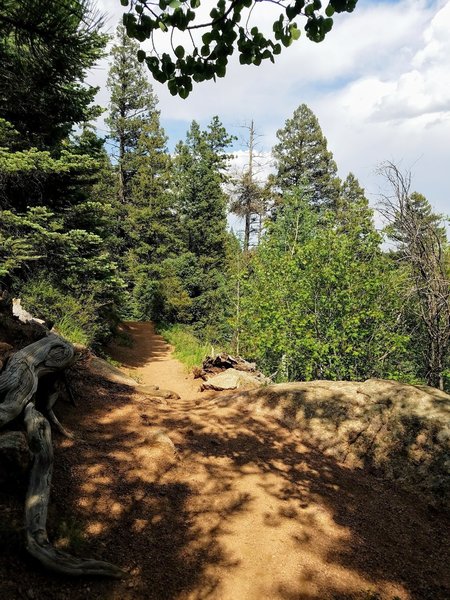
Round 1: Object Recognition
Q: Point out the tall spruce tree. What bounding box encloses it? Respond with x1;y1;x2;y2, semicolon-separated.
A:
273;104;340;210
336;173;377;250
0;0;106;149
106;25;176;318
0;1;123;344
173;118;235;334
106;24;160;205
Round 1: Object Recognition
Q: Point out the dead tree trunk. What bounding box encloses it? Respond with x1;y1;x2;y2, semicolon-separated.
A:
0;335;124;578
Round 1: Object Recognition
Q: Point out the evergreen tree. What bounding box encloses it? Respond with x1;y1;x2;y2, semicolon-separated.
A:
273;104;340;209
173;118;235;335
0;125;124;344
106;25;176;319
0;4;122;345
229;121;265;251
230;171;262;251
106;24;160;205
0;0;106;149
336;173;378;251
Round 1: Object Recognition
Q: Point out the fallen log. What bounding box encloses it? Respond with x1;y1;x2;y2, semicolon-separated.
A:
0;335;124;578
195;353;270;390
200;353;258;376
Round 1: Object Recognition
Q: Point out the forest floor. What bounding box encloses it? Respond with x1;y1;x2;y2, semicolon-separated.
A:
1;321;449;600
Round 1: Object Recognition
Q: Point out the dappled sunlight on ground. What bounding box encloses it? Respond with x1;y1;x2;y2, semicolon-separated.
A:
1;323;448;599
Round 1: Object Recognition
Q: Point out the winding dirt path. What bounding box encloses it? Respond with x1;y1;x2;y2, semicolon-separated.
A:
1;322;449;600
106;321;200;400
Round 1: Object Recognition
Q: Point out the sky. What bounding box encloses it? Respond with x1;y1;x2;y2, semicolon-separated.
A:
90;0;450;220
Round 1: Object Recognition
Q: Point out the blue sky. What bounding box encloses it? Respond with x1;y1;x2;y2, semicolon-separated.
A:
90;0;450;221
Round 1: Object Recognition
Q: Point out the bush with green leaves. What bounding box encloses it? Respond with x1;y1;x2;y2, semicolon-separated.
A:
18;277;104;346
238;190;415;382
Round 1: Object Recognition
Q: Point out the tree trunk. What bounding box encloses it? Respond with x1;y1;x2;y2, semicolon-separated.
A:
0;335;124;578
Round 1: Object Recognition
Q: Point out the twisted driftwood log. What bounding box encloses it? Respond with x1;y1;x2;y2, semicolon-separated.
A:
0;335;124;578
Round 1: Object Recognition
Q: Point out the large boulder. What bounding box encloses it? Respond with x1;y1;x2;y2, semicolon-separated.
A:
220;379;450;507
200;368;270;391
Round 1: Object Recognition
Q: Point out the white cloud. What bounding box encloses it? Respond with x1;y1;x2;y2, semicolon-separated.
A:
309;1;450;218
371;2;450;121
89;0;450;217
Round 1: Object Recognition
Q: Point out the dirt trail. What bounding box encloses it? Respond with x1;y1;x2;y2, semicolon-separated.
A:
107;321;200;400
1;322;449;600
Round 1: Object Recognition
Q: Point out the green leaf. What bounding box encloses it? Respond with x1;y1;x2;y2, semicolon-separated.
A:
202;32;213;44
290;24;301;40
174;45;185;59
216;63;226;77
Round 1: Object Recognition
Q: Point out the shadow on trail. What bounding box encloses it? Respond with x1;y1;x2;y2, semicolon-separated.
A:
107;321;171;369
1;361;448;600
159;398;450;600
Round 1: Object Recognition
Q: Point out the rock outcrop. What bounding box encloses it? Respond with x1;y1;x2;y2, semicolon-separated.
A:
221;379;450;507
200;368;270;391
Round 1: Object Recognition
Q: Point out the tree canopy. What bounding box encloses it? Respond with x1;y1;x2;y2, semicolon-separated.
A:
0;0;107;148
120;0;359;97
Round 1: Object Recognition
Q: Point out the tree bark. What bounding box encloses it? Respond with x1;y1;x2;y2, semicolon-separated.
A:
0;335;124;578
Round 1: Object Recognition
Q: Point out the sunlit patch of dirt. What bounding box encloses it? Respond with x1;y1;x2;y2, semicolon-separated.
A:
1;322;449;600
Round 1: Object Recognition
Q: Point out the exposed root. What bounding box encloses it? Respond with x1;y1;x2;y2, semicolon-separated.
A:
24;403;124;578
1;336;124;578
47;408;76;440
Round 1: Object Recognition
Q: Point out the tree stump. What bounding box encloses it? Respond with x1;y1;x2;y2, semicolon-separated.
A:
0;335;124;578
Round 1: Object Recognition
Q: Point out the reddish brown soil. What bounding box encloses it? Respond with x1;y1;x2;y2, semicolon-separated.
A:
0;322;449;600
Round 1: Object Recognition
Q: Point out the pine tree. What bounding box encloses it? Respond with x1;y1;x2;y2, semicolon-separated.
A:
0;125;124;344
229;121;267;251
106;24;160;205
173;118;235;335
0;0;106;149
0;5;123;345
175;119;233;265
106;25;176;319
336;173;378;250
273;103;340;210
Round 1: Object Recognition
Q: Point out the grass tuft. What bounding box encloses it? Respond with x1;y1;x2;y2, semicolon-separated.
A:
158;324;211;371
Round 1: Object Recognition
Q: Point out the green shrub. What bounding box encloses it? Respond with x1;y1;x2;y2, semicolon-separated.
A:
157;323;212;370
17;276;102;346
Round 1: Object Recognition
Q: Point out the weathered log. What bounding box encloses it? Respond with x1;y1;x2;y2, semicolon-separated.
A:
0;336;74;428
195;353;270;387
0;335;124;578
199;353;257;375
24;404;123;577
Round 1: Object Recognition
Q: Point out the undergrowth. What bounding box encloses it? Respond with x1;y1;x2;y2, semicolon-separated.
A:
18;278;92;345
157;323;212;370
